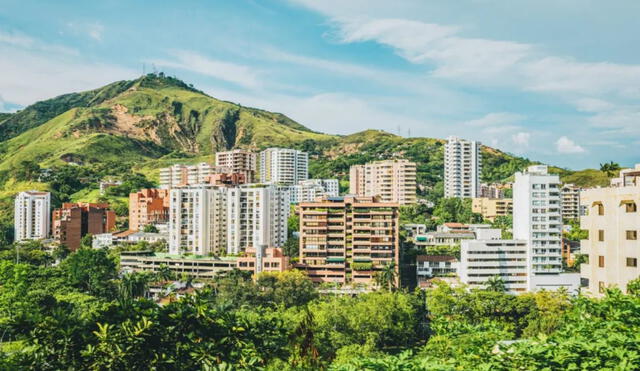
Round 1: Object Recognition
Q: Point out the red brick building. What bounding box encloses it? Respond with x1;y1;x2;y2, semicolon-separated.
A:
52;202;116;251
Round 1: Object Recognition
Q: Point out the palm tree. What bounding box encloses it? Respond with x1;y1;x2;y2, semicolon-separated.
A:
156;263;175;282
375;262;397;291
485;275;506;292
600;161;621;177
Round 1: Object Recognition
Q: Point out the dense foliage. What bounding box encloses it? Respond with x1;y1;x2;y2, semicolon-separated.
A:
1;242;640;370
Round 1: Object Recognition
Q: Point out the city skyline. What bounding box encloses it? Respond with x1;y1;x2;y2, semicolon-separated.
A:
2;0;640;169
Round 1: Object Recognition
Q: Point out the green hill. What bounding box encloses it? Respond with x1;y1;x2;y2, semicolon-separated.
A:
0;74;613;241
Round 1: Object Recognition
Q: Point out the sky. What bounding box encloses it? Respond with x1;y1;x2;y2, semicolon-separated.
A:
1;0;639;169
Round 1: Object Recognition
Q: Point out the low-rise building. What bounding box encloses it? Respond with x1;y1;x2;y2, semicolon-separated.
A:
99;179;122;195
120;251;238;280
472;197;513;221
416;255;459;288
580;165;640;296
460;238;530;293
237;246;290;274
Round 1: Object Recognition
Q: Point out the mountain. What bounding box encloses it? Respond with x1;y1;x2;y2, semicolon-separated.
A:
0;74;610;194
0;74;333;173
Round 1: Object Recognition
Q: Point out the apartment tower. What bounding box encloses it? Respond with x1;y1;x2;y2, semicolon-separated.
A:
259;148;308;185
215;149;257;183
52;203;116;251
444;136;481;198
14;191;51;242
159;163;214;189
298;195;400;286
561;184;581;220
580;165;640;296
349;159;417;205
129;189;170;231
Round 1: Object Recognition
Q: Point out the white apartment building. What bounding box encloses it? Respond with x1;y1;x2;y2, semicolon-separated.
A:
580;165;640;297
514;165;579;292
226;185;289;254
159;163;214;189
561;184;581;220
444;136;481;198
349;159;417;205
14;191;51;242
215;149;257;182
287;179;339;204
460;238;530;293
168;186;228;255
260;148;308;185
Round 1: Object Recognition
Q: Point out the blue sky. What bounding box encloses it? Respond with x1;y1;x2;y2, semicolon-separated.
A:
1;0;640;169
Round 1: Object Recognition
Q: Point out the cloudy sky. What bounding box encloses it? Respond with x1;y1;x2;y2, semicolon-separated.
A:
1;0;639;169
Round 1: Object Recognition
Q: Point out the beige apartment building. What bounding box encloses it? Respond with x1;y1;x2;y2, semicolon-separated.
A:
581;165;640;296
297;195;400;286
472;197;513;221
349;159;417;205
561;184;581;220
215;149;257;183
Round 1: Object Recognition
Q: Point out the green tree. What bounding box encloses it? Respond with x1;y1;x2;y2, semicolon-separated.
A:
485;275;506;292
60;248;117;297
142;224;159;233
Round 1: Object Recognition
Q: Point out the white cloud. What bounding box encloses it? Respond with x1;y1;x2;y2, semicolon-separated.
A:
464;112;524;127
65;22;105;41
152;50;261;89
512;132;531;147
0;29;135;105
556;136;585;154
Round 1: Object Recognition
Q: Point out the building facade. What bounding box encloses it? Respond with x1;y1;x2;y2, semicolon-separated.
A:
226;185;289;254
349;159;417;205
472;197;513;221
52;203;116;251
444;136;481;198
513;165;579;292
287;179;340;204
129;189;170;232
168;186;228;255
460;238;529;293
14;191;51;242
215;149;257;183
297;196;399;286
580;165;640;296
237;246;290;274
260;148;308;185
159;163;214;189
416;255;459;288
561;184;581;220
168;184;289;256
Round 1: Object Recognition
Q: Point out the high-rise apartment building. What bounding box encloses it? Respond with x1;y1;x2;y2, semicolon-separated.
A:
472;197;513;221
444;136;481;198
168;185;289;256
168;186;229;256
129;189;170;232
52;203;116;251
349;159;417;205
159;163;214;188
288;179;339;204
259;148;308;185
514;165;579;291
297;195;399;286
215;149;257;183
561;184;581;220
226;185;289;254
580;165;640;296
14;191;51;242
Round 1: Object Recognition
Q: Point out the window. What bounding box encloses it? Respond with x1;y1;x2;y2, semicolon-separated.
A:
599;281;605;293
626;258;638;267
597;204;604;215
598;256;605;268
626;202;637;213
598;230;605;242
627;230;638;240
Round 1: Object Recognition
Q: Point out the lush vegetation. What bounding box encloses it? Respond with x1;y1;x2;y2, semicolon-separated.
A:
1;241;640;370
